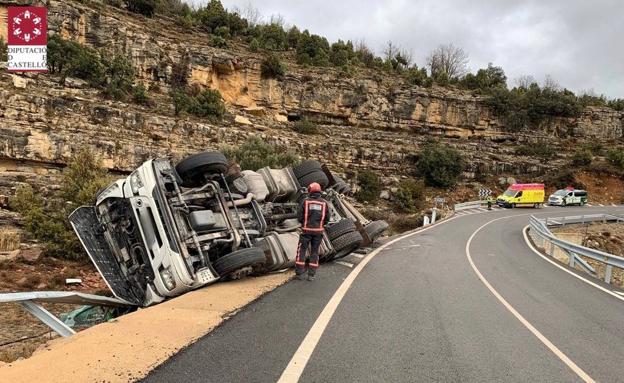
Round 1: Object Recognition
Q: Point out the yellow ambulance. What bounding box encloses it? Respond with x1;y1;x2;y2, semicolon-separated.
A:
496;183;545;208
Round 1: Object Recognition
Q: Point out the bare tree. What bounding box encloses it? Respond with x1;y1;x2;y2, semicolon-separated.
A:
238;2;263;27
426;43;469;78
383;41;399;61
383;41;412;69
268;13;285;27
514;75;536;89
542;74;560;91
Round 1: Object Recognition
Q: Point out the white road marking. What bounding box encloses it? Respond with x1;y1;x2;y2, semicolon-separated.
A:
598;204;604;207
612;204;618;207
467;217;595;383
277;216;458;383
522;226;624;303
352;253;365;259
335;261;354;268
613;291;624;296
477;208;488;212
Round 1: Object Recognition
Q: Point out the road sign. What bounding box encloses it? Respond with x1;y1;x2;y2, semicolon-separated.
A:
478;189;492;198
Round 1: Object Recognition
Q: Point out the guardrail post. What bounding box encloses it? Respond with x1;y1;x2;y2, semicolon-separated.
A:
20;300;76;337
549;242;555;257
431;208;437;224
423;216;430;227
604;265;613;284
568;251;575;268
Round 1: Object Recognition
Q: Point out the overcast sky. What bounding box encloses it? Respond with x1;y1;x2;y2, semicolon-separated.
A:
197;0;623;98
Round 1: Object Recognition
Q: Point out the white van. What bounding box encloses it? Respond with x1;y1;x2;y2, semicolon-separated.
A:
548;189;588;206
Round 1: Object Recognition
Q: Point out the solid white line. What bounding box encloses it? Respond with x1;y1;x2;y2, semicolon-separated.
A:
466;218;595;383
598;204;604;207
522;226;624;303
277;216;457;383
352;253;365;259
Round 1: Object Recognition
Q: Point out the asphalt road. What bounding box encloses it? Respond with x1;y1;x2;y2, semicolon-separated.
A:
143;205;624;383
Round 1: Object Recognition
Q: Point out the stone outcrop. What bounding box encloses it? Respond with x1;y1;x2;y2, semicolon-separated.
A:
0;0;622;199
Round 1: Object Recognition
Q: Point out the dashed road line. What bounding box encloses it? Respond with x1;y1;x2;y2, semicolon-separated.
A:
277;216;457;383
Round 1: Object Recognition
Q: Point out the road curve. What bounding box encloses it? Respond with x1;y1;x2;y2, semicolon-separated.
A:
143;206;624;383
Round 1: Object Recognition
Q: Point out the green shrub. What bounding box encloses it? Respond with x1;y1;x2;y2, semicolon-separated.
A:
608;99;624;111
292;119;318;135
486;84;583;131
261;53;285;79
47;35;105;86
256;23;288;51
126;0;156;16
11;148;111;260
606;149;624;169
155;0;191;17
296;30;330;67
460;63;507;92
0;37;7;62
393;179;425;213
416;142;465;188
354;170;382;203
195;0;247;36
515;142;557;160
249;38;260;52
405;66;429;87
132;83;151;106
102;54;135;100
185;89;226;121
209;35;228;48
221;136;299;170
571;149;593;166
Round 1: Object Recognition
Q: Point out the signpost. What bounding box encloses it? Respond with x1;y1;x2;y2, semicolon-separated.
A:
7;6;47;72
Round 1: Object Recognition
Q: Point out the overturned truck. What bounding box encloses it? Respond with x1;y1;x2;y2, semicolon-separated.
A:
69;152;388;306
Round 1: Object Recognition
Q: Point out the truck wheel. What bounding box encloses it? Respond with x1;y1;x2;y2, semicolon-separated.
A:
364;220;389;241
298;170;329;189
213;247;266;277
511;203;516;209
332;175;351;194
331;231;363;260
293;160;323;179
326;219;357;241
176;151;228;187
562;199;567;207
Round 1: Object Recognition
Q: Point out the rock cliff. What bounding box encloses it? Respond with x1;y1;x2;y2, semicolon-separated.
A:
0;0;622;198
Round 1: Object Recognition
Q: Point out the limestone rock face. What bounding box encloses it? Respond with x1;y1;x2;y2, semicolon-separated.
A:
0;0;622;202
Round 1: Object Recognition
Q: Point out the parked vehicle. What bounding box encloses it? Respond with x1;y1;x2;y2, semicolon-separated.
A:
69;152;387;306
548;188;588;206
496;183;545;208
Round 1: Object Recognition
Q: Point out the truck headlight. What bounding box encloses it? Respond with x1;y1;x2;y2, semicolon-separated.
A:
160;268;176;291
130;171;144;195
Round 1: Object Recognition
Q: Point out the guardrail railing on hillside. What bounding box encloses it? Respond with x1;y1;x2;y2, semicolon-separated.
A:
528;214;624;284
454;200;486;211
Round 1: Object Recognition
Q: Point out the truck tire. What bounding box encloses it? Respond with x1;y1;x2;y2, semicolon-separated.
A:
293;160;323;179
176;151;228;187
298;170;329;189
213;247;266;277
332;175;351;194
364;220;389;241
331;231;363;260
326;219;356;241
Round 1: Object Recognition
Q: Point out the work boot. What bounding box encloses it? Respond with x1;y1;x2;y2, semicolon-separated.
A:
307;274;315;281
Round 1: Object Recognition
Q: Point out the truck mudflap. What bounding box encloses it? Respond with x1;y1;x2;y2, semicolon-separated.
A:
69;207;144;306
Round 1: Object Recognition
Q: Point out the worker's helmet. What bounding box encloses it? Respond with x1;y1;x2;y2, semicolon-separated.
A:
308;182;322;193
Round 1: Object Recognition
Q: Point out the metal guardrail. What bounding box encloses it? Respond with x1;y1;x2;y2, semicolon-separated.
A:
454;200;486;211
0;291;134;337
528;214;624;284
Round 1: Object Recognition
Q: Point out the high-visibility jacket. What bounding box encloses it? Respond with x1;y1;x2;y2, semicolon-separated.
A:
298;192;329;233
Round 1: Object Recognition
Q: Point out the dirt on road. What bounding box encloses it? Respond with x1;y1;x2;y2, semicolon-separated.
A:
0;272;292;383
